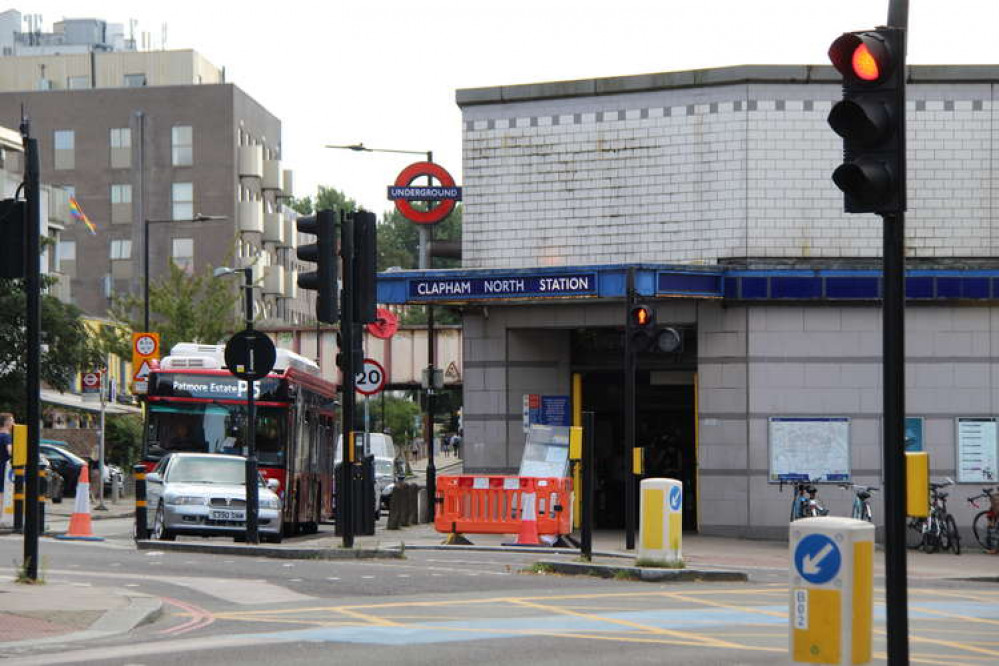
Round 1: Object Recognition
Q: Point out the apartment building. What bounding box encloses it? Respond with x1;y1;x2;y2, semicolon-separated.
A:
0;11;305;327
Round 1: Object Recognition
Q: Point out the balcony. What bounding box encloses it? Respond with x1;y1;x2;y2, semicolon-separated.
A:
238;145;264;179
262;160;283;191
283;267;297;299
238;200;263;234
281;169;293;198
281;218;297;249
263;265;284;296
263;212;284;244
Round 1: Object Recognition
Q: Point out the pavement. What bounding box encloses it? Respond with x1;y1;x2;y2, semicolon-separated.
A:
4;452;999;651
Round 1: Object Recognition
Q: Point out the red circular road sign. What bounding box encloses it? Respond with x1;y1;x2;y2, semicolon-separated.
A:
391;161;458;225
366;307;399;339
355;358;386;396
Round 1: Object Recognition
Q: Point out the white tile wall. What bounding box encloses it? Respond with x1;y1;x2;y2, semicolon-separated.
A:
462;81;996;267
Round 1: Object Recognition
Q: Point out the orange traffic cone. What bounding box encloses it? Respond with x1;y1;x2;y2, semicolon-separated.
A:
55;466;104;541
505;491;542;547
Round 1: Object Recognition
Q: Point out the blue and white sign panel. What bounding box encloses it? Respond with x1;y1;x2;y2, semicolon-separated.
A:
669;485;682;511
388;186;462;201
794;533;841;585
409;274;597;301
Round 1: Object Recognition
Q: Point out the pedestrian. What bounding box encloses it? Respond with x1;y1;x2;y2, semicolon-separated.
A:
451;431;462;459
440;433;450;458
88;456;101;502
0;413;13;510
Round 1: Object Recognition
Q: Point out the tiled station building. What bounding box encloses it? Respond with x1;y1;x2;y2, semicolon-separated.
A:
379;65;999;537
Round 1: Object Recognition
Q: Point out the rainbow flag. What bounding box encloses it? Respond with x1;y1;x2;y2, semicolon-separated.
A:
68;196;97;235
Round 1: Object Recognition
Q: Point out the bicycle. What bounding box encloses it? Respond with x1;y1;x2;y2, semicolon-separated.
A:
967;486;999;554
912;479;960;554
840;484;878;522
787;481;829;521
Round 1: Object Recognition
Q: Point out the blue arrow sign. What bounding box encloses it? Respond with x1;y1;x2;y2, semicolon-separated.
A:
794;534;841;585
668;485;682;511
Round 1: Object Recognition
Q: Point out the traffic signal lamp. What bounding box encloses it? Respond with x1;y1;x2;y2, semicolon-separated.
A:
296;209;338;324
630;304;656;330
629;304;656;352
351;210;378;324
827;27;905;214
0;198;25;279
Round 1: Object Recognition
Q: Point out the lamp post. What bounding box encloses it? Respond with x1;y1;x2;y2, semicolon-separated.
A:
213;265;260;544
143;213;226;332
325;143;441;521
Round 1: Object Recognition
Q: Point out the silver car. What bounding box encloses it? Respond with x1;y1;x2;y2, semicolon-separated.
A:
145;453;282;543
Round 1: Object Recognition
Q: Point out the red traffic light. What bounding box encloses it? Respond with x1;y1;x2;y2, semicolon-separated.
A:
630;304;655;329
829;31;893;85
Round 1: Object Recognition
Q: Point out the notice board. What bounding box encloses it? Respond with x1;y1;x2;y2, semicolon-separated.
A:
957;417;998;483
769;417;851;483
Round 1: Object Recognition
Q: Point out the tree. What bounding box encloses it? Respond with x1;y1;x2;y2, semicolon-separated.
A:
108;262;241;356
371;394;421;444
0;277;102;417
104;412;143;467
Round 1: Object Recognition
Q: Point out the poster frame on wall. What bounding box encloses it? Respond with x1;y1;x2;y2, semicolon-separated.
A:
956;416;998;484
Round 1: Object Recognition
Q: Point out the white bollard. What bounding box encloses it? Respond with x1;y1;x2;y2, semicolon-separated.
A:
789;517;874;665
638;478;683;565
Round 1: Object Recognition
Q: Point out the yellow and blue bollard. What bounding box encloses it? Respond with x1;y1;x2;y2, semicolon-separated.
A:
789;517;874;665
638;478;682;565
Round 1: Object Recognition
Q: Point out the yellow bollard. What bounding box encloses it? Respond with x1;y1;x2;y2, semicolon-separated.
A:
639;478;682;565
905;451;929;518
789;517;874;665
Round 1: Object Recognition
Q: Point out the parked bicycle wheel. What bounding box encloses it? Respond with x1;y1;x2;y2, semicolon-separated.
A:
943;515;961;555
906;518;925;550
972;511;999;552
921;519;941;553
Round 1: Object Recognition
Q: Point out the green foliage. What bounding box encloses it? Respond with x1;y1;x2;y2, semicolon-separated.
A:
108;262;241;355
378;204;462;271
0;277;102;417
104;413;143;467
371;395;421;443
290;186;358;217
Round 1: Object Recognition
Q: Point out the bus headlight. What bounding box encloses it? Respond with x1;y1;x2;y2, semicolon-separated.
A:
166;495;205;506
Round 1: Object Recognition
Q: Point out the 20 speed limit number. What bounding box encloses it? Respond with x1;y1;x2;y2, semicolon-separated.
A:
355;358;386;396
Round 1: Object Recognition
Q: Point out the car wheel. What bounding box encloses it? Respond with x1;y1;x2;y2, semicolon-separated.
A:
152;505;176;541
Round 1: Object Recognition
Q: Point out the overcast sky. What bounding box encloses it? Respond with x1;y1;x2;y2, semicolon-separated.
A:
20;1;999;215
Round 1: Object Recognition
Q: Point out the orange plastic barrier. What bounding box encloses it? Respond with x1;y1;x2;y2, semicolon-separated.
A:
434;475;572;537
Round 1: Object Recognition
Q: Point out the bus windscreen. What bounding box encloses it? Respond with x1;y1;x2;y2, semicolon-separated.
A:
146;403;285;465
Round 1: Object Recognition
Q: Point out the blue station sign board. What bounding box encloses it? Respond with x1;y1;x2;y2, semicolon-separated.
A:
408;273;598;301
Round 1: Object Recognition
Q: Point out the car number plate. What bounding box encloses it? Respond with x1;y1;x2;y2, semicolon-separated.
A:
209;509;246;521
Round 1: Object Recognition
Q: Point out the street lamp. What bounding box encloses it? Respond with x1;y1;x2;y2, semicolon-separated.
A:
213;265;260;545
143;213;227;332
325;143;441;522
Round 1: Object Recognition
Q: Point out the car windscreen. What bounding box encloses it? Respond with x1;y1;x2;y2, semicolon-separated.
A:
146;403;286;465
167;457;245;485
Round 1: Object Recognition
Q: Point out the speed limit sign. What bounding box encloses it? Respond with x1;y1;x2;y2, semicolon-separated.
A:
355;358;386;396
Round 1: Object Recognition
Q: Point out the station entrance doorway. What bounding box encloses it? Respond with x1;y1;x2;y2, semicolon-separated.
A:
571;328;698;531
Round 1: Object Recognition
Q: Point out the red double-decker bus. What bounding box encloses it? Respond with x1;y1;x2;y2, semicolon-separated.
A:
140;343;337;536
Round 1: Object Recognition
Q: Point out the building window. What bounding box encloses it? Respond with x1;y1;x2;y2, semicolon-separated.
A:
53;130;74;170
67;75;89;89
110;128;131;168
57;240;76;264
172;125;193;166
171;182;193;220
110;239;132;260
172;237;194;274
110;184;132;224
123;73;146;87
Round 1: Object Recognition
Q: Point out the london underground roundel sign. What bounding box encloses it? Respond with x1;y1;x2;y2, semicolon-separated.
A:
387;161;461;225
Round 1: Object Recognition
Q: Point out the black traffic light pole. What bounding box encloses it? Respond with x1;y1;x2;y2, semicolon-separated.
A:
340;211;356;548
623;267;637;550
242;268;260;545
22;126;40;581
884;4;909;664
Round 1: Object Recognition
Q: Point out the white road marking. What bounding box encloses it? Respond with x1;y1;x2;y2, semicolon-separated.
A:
46;569;314;605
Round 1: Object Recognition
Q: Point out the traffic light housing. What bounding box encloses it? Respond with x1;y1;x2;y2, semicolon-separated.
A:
629;304;656;352
296;209;337;324
827;27;905;214
0;198;25;279
352;210;378;324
